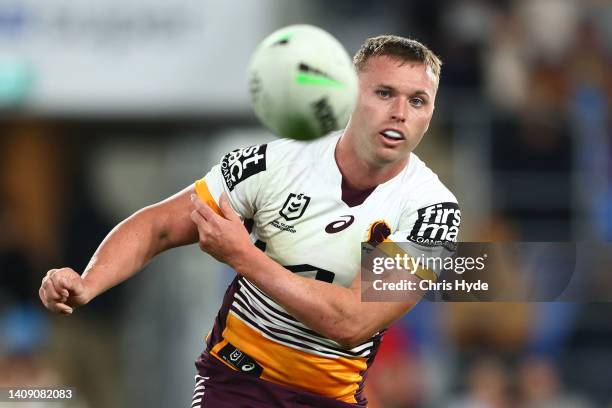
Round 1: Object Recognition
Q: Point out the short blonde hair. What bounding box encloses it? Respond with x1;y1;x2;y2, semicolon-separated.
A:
353;35;442;85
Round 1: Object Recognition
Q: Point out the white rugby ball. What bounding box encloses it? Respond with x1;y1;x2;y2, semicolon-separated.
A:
248;24;358;140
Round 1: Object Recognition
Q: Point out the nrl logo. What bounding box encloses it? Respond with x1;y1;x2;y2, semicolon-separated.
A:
279;193;311;221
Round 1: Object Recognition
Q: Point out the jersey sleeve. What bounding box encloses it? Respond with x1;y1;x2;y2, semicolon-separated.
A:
386;188;461;279
388;201;461;250
195;143;268;219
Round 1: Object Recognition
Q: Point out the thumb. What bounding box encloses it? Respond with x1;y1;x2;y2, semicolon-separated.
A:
61;274;91;307
220;192;240;222
59;274;84;296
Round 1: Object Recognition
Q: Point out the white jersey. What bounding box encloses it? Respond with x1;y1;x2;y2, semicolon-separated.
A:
195;131;460;404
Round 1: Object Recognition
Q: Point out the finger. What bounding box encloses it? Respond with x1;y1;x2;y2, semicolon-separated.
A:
191;210;215;238
39;286;50;307
58;275;82;297
50;273;77;299
55;303;73;315
191;194;215;221
190;208;208;228
39;286;71;314
47;269;73;298
43;276;64;301
191;194;221;222
51;274;71;299
219;192;240;222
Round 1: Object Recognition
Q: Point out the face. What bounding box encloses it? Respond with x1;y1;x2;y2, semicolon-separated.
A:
347;55;438;167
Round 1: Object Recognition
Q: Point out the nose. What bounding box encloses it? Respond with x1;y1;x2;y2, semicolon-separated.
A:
390;97;406;123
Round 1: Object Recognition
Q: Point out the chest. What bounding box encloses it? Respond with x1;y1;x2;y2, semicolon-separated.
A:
251;178;404;287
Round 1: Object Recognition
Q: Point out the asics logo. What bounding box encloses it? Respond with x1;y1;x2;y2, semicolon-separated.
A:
325;215;355;234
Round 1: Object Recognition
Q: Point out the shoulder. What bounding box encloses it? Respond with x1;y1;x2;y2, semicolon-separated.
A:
214;131;339;191
401;153;459;208
265;131;341;170
393;154;461;249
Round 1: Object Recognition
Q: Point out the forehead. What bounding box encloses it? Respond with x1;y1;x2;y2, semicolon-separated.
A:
358;55;437;94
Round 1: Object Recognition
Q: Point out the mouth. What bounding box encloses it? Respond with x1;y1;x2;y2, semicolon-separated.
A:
379;129;405;145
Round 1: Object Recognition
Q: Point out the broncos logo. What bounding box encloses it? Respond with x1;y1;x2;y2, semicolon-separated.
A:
366;220;391;246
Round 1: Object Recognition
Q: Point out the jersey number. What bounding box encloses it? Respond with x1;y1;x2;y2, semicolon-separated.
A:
255;240;336;283
284;264;336;284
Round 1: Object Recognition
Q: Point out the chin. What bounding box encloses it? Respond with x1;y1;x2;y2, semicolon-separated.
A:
372;151;402;167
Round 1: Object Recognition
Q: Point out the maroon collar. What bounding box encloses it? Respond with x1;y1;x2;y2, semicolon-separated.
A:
341;177;376;207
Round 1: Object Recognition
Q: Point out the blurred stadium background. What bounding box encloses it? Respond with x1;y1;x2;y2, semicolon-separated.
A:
1;0;611;407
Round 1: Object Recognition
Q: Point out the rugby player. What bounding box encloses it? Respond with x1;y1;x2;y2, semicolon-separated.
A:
40;35;460;407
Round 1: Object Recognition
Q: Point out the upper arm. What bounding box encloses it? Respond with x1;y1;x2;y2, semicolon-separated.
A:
196;143;269;220
148;143;268;252
146;184;200;250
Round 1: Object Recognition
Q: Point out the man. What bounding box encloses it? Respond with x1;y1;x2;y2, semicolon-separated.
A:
40;35;460;407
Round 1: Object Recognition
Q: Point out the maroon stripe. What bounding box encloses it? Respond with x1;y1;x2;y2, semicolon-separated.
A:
232;291;314;337
206;276;241;351
191;375;207;407
231;296;369;357
354;330;385;405
229;305;339;356
239;277;296;320
237;280;323;337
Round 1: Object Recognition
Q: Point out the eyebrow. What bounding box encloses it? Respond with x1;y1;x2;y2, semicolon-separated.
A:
412;90;431;98
375;84;431;99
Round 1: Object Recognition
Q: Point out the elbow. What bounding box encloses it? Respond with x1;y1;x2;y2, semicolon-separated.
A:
327;324;372;349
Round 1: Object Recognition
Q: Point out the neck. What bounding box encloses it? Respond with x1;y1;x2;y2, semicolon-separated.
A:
335;132;409;190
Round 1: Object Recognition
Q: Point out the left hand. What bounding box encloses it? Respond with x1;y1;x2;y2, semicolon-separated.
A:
190;192;253;266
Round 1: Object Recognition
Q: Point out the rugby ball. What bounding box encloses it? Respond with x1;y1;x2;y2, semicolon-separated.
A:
248;24;358;140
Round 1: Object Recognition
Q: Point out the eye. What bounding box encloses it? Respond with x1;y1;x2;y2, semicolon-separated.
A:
410;97;425;107
375;89;392;99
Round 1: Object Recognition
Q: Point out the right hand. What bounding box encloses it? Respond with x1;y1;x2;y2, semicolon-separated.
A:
39;268;90;315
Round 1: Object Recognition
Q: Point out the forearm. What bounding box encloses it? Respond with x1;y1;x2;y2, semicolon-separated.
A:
231;247;372;347
80;208;155;301
81;203;196;303
190;193;421;347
